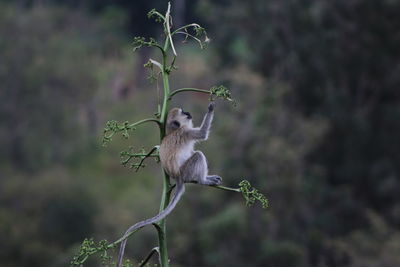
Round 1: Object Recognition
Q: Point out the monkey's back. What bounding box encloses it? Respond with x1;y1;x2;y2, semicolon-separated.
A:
160;128;194;178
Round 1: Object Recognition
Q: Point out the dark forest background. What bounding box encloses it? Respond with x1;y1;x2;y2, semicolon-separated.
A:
1;0;400;266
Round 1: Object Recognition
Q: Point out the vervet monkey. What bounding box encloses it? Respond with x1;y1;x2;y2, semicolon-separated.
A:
117;102;221;267
160;101;222;185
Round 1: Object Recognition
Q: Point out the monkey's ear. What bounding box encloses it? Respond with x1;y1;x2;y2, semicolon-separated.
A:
170;120;180;130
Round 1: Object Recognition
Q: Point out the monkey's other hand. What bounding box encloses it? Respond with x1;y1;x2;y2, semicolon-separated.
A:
208;102;215;112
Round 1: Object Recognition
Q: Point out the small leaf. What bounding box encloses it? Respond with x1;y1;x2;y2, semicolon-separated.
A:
210;85;237;106
239;180;269;209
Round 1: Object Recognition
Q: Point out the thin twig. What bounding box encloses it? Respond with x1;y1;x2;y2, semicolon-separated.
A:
169;88;210;99
134;146;159;172
125;154;159;157
132;118;161;127
102;118;161;145
175;31;203;48
152;44;167;55
139;247;160;267
171;23;202;35
149;58;163;71
165;3;177;56
209;185;241;193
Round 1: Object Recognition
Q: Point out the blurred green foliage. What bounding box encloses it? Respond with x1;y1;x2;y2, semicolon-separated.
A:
1;0;400;267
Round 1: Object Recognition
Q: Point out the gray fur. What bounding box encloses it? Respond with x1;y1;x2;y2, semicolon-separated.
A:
186;109;214;140
181;151;221;185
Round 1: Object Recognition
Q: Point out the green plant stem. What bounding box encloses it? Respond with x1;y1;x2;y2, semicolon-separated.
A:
103;118;160;142
106;34;174;265
130;118;161;127
160;74;170;126
157;34;172;267
169;88;210;99
152;44;166;55
157;171;171;267
210;185;241;192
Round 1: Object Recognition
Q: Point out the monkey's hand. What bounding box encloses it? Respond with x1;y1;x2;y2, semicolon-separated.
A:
208;102;215;112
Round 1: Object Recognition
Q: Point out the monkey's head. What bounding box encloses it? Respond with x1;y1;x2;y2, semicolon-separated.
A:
166;107;193;134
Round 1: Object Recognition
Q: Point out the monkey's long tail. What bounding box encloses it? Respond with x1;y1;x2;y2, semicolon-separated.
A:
116;181;185;267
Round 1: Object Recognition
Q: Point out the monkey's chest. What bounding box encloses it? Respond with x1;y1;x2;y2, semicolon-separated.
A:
176;143;194;168
159;139;195;177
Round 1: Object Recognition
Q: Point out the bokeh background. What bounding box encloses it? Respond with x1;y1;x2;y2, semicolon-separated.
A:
1;0;400;266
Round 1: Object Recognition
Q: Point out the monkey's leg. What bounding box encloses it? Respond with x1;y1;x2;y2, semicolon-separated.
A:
181;151;207;183
181;151;221;185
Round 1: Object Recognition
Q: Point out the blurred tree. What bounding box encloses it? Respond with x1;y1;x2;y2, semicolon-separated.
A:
0;169;99;267
198;0;400;266
0;3;122;170
83;0;203;92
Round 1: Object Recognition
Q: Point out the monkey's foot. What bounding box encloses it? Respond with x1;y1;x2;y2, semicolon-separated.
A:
205;175;222;185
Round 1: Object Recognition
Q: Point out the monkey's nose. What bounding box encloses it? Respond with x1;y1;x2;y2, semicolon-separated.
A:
182;111;192;119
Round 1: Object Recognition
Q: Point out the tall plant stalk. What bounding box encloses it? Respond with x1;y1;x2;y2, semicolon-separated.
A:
71;3;268;267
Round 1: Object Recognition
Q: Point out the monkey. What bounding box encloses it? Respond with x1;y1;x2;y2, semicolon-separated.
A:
116;102;221;267
159;101;222;186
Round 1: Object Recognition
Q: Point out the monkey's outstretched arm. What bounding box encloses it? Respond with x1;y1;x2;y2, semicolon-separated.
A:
116;181;185;267
187;102;215;140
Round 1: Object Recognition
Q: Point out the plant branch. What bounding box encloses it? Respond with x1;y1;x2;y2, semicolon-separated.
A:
175;31;205;48
209;180;269;208
169;86;236;105
149;58;163;71
102;118;160;145
123;154;159;157
120;146;160;171
157;5;173;264
208;184;241;193
169;88;210;99
147;9;165;22
132;37;165;56
133;146;159;172
152;44;166;55
139;247;160;267
157;172;171;267
164;2;176;56
171;23;202;35
132;118;161;127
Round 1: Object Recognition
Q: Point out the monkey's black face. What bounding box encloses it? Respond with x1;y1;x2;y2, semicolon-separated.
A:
181;109;192;120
